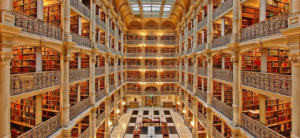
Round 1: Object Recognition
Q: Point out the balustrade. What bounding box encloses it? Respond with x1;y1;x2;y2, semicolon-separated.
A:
109;84;116;93
125;78;142;82
109;66;114;73
160;39;177;45
69;68;90;82
109;47;117;55
188;29;193;36
212;126;225;138
97;43;107;52
145;65;157;69
188;102;193;110
145;53;158;57
197;67;207;76
145;40;158;45
126;40;144;44
95;67;105;76
187;47;193;55
118;66;121;71
95;17;106;29
188;66;194;73
124;65;142;70
161;65;177;69
11;71;61;96
180;81;185;87
125;90;142;95
69;97;90;120
195;43;206;53
197;17;207;30
109;102;115;111
212;97;233;120
197;111;206;127
71;33;92;48
125;53;142;57
96;112;106;127
109;29;114;36
241;14;290;42
212;68;233;82
212;34;231;49
241;114;285;138
14;11;62;41
160;90;178;95
241;71;292;96
145;78;158;82
187;83;193;92
96;89;106;102
159;53;177;57
70;0;91;19
17;114;61;138
161;78;177;82
195;89;207;102
78;126;90;138
212;0;233;19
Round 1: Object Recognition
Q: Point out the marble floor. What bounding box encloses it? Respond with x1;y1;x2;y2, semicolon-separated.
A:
110;107;193;138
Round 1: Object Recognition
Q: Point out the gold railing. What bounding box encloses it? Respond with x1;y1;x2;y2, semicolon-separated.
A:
95;67;105;76
212;34;231;49
17;113;61;138
96;89;106;102
11;71;61;96
197;111;206;127
241;71;292;96
96;112;106;127
197;67;207;76
195;89;207;102
212;68;233;82
71;33;92;48
212;97;233;120
78;126;90;138
14;11;62;41
241;13;290;42
69;97;90;120
212;0;233;19
69;68;90;82
241;114;285;138
212;126;225;138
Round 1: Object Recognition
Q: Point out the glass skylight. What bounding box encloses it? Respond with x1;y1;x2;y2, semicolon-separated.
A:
131;5;140;12
129;0;174;18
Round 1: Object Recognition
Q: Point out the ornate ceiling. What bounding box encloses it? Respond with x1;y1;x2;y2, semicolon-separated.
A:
114;0;192;29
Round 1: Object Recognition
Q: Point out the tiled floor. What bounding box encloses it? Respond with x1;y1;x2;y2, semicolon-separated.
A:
110;107;193;138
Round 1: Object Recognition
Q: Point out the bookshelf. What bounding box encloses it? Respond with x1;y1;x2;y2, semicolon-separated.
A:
70;16;79;34
42;47;60;71
126;47;141;53
127;71;141;79
70;53;78;69
81;54;90;68
100;33;105;44
242;48;261;71
100;11;105;22
213;0;221;9
213;24;221;39
224;123;232;138
242;6;259;28
82;23;90;37
198;32;203;45
267;47;291;74
42;89;60;120
213;115;221;132
213;54;222;68
43;4;61;27
11;96;36;129
71;124;79;137
127;83;141;91
266;0;289;19
145;47;158;53
12;46;36;74
96;121;105;138
197;12;203;23
224;54;232;70
242;89;259;111
161;48;175;53
224;85;233;107
70;84;78;106
13;0;37;17
80;81;89;100
224;17;232;35
161;59;177;66
203;29;207;43
213;82;221;100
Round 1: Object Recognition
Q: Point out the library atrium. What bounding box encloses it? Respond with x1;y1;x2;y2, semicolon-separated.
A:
0;0;299;137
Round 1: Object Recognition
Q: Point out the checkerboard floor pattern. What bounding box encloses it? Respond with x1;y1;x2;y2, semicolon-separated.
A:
110;107;193;138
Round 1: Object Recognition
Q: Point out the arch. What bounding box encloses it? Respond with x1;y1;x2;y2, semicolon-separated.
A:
118;2;128;13
145;20;158;30
162;21;174;30
128;21;141;30
145;86;158;91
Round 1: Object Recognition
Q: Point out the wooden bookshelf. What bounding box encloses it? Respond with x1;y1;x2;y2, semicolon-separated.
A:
242;48;261;71
100;33;105;44
126;47;141;53
42;89;60;120
242;89;259;111
224;123;232;138
70;16;79;34
267;47;291;74
70;53;78;69
224;17;232;35
70;84;78;106
213;115;221;131
163;102;173;108
42;47;60;71
82;23;90;37
213;54;222;68
12;46;36;74
13;0;37;17
96;121;105;138
80;81;89;100
213;24;221;39
127;71;141;79
213;0;221;9
213;82;221;100
266;0;289;19
242;6;259;28
43;4;61;27
224;54;232;69
145;47;157;53
81;54;90;68
224;85;233;107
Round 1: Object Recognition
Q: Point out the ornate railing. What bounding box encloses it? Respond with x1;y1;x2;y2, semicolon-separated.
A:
197;17;208;30
17;114;61;138
241;114;285;138
212;34;231;49
95;18;106;29
10;71;61;96
160;53;177;57
126;40;143;44
124;65;142;70
117;81;122;88
197;111;206;127
145;65;157;69
212;126;225;138
241;13;290;42
126;90;142;95
241;71;292;96
212;0;233;19
180;81;185;87
160;90;178;95
109;66;114;73
180;94;185;101
14;11;62;41
145;78;158;82
195;89;207;102
118;66;121;71
161;65;177;69
125;53;142;57
117;50;123;56
96;112;106;127
187;83;193;92
109;102;115;111
109;84;116;93
70;0;91;19
145;40;158;45
197;67;207;76
125;78;142;82
188;29;194;36
187;47;193;55
212;68;233;82
160;40;177;45
69;97;90;120
78;126;90;138
109;47;117;55
188;66;194;73
212;97;233;120
96;89;106;102
161;78;177;82
109;28;114;36
145;53;158;57
97;43;107;52
195;43;206;53
188;102;193;110
71;33;91;48
95;67;105;76
69;68;90;82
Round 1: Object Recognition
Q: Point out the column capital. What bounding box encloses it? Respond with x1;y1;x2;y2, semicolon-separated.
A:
0;51;13;63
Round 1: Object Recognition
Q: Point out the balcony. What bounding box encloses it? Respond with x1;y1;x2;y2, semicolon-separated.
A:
145;78;158;82
109;47;117;55
197;17;207;30
10;71;61;96
187;47;193;55
212;34;231;49
212;126;225;138
78;126;90;138
241;71;292;96
212;68;233;82
125;53;143;57
126;90;142;95
160;39;177;45
161;78;177;82
126;40;143;44
70;0;91;19
197;67;207;76
145;40;159;45
180;81;185;87
145;53;158;57
195;89;207;102
95;17;106;30
96;112;106;127
109;28;114;36
241;13;289;42
96;89;106;102
187;83;193;92
188;29;193;36
195;43;206;53
124;65;142;70
180;94;185;101
95;67;105;76
69;68;90;82
109;84;116;93
97;43;107;52
241;114;285;138
118;66;121;72
109;102;115;111
17;113;61;137
145;65;157;69
188;102;193;110
160;90;178;95
14;11;62;41
125;78;142;82
188;66;194;73
69;97;90;120
71;33;92;48
161;65;177;70
109;66;114;73
117;80;122;88
197;111;206;127
160;52;177;57
212;97;233;120
212;0;233;19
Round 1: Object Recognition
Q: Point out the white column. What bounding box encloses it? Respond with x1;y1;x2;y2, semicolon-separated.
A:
105;56;110;94
35;94;43;125
90;53;96;105
259;0;267;21
62;53;70;127
221;18;225;36
37;0;43;20
206;54;212;105
63;0;71;41
291;56;300;138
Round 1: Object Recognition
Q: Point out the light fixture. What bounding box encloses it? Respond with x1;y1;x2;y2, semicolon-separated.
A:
117;109;120;113
190;121;194;126
109;121;112;125
177;102;180;105
122;102;125;105
183;110;186;113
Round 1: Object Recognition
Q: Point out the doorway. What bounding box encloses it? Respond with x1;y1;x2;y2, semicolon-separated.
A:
145;96;157;106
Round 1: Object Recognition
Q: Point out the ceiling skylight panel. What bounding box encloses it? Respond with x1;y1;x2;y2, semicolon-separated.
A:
163;5;171;12
152;5;161;11
131;5;140;12
143;4;151;12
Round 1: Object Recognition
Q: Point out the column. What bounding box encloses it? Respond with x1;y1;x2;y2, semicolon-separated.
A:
105;55;110;94
231;50;240;127
259;0;267;21
184;24;188;51
232;0;240;42
192;97;198;138
261;48;268;73
193;56;198;94
90;52;96;105
63;0;71;41
206;109;213;138
184;57;188;87
91;1;96;42
62;51;71;127
207;0;213;44
90;109;97;138
179;28;182;54
287;0;300;28
221;17;225;36
121;58;124;83
105;11;110;48
114;58;118;88
179;58;182;83
35;94;43;125
104;98;110;138
206;54;213;105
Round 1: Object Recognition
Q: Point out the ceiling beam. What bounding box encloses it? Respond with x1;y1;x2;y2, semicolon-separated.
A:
137;0;144;18
159;0;166;18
